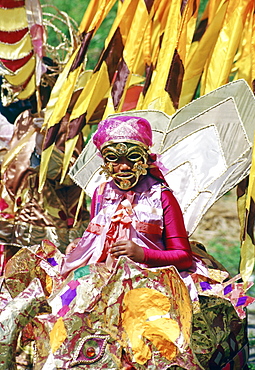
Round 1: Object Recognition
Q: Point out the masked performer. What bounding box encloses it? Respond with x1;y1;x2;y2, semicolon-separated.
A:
61;115;193;276
3;115;253;370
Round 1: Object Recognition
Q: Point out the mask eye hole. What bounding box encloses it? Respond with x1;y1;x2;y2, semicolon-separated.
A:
104;153;118;162
127;152;142;162
71;335;110;365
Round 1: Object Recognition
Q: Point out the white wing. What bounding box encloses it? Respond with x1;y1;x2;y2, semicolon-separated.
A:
160;98;251;235
69;79;255;235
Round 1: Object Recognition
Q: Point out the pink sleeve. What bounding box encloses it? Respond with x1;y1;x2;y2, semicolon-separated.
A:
89;188;98;220
143;189;193;270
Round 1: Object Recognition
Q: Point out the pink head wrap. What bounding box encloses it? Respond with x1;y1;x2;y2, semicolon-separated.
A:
93;116;153;150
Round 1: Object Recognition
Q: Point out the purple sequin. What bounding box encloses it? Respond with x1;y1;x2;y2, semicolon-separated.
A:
61;288;77;306
224;284;232;295
47;257;58;266
236;296;247;307
200;282;212;291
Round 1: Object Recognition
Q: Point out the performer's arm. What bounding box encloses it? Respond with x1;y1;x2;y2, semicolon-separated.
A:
142;189;193;270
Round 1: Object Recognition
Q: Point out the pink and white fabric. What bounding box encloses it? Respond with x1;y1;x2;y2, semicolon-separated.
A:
0;113;13;148
60;176;165;277
92;115;153;150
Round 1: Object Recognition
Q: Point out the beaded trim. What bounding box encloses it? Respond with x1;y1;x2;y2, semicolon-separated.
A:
70;334;110;366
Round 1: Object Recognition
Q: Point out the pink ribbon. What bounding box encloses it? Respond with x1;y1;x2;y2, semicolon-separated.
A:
98;192;135;263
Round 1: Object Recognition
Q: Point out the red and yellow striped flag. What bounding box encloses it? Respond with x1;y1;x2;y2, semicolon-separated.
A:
0;0;45;101
0;0;45;173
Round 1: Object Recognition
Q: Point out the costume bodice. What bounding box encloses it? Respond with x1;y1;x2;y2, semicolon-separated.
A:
93;177;166;254
61;176;166;276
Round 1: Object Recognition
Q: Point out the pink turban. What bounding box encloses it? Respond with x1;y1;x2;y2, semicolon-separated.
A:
93;116;153;150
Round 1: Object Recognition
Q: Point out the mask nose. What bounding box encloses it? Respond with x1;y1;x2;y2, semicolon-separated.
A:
119;163;130;171
118;157;132;171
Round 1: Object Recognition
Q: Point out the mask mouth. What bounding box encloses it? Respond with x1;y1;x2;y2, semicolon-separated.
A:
112;172;137;190
113;172;134;179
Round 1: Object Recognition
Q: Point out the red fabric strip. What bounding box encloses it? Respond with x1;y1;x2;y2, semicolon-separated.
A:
86;222;104;235
95;27;124;82
67;114;86;140
71;30;93;72
144;0;154;12
0;50;33;72
111;58;130;110
0;28;28;44
165;48;184;109
43;121;61;150
0;0;25;8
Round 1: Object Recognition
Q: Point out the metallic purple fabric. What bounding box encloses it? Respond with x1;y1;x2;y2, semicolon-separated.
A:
92;115;153;150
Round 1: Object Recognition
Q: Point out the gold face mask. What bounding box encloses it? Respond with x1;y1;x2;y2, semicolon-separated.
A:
100;142;149;190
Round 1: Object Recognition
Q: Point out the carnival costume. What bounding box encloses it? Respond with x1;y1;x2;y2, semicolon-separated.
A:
2;83;255;369
61;116;192;277
0;0;255;365
36;114;253;369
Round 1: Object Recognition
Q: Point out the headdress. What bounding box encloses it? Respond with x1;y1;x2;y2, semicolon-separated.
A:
92;116;153;150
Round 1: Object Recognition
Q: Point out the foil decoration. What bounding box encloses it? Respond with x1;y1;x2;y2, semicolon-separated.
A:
0;278;50;369
1;242;254;369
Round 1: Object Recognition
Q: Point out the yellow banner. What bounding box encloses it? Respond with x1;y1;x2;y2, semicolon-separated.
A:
140;0;182;114
201;0;252;95
233;2;255;85
79;0;117;34
0;32;32;60
179;1;228;107
0;7;28;31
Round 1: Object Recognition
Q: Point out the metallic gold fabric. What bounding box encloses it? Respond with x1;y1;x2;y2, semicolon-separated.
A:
1;243;253;369
0;110;89;253
122;288;180;363
0;278;50;369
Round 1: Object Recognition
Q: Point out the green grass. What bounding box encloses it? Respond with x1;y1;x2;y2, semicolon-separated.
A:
207;238;255;297
207;238;241;277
